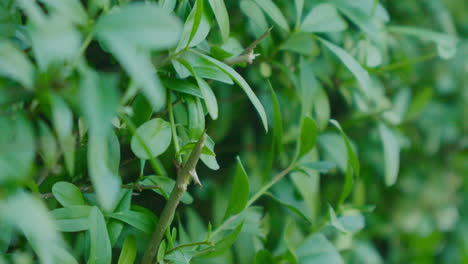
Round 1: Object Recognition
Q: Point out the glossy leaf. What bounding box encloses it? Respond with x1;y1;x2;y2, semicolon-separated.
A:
130;118;172;159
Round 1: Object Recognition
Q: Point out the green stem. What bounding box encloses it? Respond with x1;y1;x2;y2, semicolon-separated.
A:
369;52;437;75
119;113;164;176
142;133;206;264
246;165;294;207
166;241;212;254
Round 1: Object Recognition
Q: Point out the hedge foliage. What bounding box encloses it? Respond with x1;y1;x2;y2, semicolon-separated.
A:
0;0;466;263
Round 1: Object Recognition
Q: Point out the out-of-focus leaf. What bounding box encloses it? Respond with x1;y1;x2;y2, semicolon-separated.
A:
52;182;85;207
88;207;112;264
378;123;400;186
162;78;203;98
208;0;230;42
301;3;347;33
224;157;250;219
389;25;458;59
42;0;88;25
0;41;34;89
38;121;58;168
299;161;336;173
265;193;311;224
296;233;344;264
299;58;319;118
130;118;172;159
319;38;372;95
280;33;320;56
51;205;92;232
117;235;136;264
0;114;35;184
253;0;290;32
176;0;210;50
240;0;269;30
269;82;283;155
51;95;75;176
96;3;182;110
201;222;244;258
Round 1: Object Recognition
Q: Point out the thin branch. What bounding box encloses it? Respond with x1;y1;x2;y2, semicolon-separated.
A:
142;133;206;264
224;26;273;65
41;184;161;199
166;241;213;254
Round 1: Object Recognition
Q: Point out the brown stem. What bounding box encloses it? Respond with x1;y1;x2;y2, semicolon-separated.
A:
224;26;273;65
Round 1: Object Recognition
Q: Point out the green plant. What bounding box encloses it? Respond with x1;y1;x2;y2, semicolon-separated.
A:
0;0;466;263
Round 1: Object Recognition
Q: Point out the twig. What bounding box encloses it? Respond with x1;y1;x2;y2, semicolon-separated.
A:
142;133;206;264
166;241;213;254
41;184;161;199
224;26;273;65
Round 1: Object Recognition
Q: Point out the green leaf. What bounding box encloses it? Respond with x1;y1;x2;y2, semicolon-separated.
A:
269;81;283;156
42;0;88;26
51;205;92;232
189;50;268;131
38;121;58;168
299;58;319;118
117;235;136;264
255;249;274;264
88;207;112;264
299;161;336;173
176;0;210;50
224;157;250;219
296;233;344;264
141;175;193;204
3;192;74;264
296;116;319;160
130;118;172;159
51;95;75;176
319;38;372;95
295;0;304;27
162;79;203;98
280;33;320;56
0;114;35;184
301;3;347;33
388;25;458;59
109;211;156;234
208;0;230;42
186;96;206;140
96;3;182;110
177;58;219;120
0;41;34;89
240;0;269;30
52;181;85;207
378;123;400;186
253;0;290;32
265;193;311;224
200;134;220;170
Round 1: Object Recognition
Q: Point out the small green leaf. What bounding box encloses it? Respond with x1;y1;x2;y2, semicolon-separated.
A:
301;3;347;33
189;50;268;131
265;193;311;224
299;161;336;173
240;0;269;31
299;58;319;118
280;33;320;56
88;207;112;264
51;95;75;176
202;222;244;258
38;121;58;168
269;81;283;156
176;0;210;50
296;116;319;160
0;41;34;89
52;182;85;207
223;157;250;219
253;0;290;32
141;175;193;204
51;205;92;232
319;38;372;95
130;118;172;159
200;134;220;170
208;0;230;42
378;123;400;186
118;235;136;264
109;211;156;234
162;78;203;98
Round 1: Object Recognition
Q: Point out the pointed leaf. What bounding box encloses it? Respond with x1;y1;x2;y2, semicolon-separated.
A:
52;182;85;207
253;0;290;32
224;157;250;219
301;4;347;33
88;207;112;264
208;0;230;42
378;123;400;186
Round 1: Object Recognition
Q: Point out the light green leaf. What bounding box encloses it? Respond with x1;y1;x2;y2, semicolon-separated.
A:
202;222;244;258
319;38;372;95
177;58;218;119
299;161;336;173
224;157;250;219
265;193;311;223
96;3;182;110
240;0;269;30
253;0;290;32
0;41;34;89
130;118;172;159
162;78;203;98
299;58;319;118
280;33;320;56
0;114;35;184
28;16;81;70
378;123;400;186
388;25;458;59
88;207;112;264
3;192;72;264
141;175;193;204
295;0;304;27
200;134;220;170
51;205;92;232
296;116;319;160
51;95;75;176
208;0;230;42
297;233;344;264
176;0;210;50
301;3;347;33
38;121;58;168
109;211;156;234
313;88;330;131
189;50;268;131
52;182;85;207
42;0;88;25
118;235;137;264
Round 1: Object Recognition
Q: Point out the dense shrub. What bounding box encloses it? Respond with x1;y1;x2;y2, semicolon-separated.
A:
0;0;466;263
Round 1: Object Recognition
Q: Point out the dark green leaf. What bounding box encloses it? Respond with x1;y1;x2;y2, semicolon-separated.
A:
296;116;319;160
224;157;250;219
109;211;156;234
